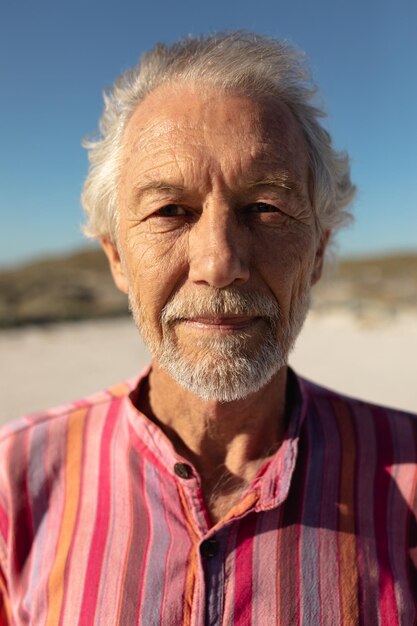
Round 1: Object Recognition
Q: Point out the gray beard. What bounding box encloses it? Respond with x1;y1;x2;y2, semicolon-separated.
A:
128;287;310;402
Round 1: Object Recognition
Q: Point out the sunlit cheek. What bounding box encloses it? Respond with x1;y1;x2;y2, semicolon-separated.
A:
253;228;316;316
286;245;318;318
124;230;189;336
127;224;188;266
255;225;314;269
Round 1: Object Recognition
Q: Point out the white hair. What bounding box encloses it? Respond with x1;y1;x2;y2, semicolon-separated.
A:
81;31;355;243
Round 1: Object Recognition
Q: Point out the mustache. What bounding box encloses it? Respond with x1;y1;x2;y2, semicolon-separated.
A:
160;288;281;323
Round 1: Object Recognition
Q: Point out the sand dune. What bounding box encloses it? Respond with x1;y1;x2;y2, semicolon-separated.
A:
1;311;416;425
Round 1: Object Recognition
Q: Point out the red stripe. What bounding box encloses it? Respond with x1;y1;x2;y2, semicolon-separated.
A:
0;504;8;545
127;422;174;482
278;433;308;626
158;481;176;624
2;373;417;624
296;432;311;626
373;407;399;625
233;514;257;626
77;399;121;624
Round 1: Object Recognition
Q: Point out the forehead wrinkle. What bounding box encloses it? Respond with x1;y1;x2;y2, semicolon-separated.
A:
132;143;214;183
125;117;182;150
125;110;307;176
132;181;186;204
127;109;263;163
130;159;309;209
128;157;213;206
121;88;310;210
128;110;247;153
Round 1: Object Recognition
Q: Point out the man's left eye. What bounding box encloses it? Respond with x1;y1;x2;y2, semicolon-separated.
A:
156;204;187;217
248;202;279;213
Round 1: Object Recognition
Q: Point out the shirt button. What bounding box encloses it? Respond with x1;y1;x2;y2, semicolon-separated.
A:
174;462;193;479
200;539;219;558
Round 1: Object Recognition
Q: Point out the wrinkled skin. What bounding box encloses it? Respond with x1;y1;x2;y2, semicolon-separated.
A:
102;83;328;522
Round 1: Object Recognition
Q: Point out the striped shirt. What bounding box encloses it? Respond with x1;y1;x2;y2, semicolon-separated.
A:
0;367;417;625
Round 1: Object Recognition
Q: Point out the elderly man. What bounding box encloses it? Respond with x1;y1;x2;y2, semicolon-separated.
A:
1;32;416;625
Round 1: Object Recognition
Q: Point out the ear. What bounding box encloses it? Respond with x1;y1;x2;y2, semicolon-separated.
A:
311;229;330;286
101;238;129;294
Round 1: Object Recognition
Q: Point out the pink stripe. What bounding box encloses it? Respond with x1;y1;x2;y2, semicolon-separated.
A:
296;432;310;626
93;418;132;624
157;480;191;625
222;524;238;622
2;372;417;624
127;421;174;482
251;508;280;624
157;486;172;624
77;399;121;624
60;404;109;626
317;399;342;626
36;414;69;622
134;459;153;624
373;408;399;625
58;412;88;626
23;428;34;544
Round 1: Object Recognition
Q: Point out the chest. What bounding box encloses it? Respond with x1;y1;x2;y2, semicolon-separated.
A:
8;488;417;626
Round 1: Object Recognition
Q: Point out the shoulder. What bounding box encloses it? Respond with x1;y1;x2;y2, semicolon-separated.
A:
1;377;137;444
299;374;416;422
0;375;141;492
296;373;417;460
0;374;145;568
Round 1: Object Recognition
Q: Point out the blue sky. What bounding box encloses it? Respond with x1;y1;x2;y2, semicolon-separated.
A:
1;0;416;267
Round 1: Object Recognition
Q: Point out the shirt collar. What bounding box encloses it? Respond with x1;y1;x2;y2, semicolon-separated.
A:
253;370;307;510
122;365;309;510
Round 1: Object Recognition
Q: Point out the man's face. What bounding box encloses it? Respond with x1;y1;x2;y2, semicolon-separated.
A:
104;84;327;401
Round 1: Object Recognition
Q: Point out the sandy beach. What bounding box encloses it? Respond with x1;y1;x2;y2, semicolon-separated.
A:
1;311;416;424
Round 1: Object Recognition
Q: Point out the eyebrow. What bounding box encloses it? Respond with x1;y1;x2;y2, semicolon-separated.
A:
133;181;185;203
246;176;292;191
132;173;307;206
245;175;308;205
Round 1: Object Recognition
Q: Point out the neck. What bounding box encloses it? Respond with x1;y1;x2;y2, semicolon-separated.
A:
137;362;290;492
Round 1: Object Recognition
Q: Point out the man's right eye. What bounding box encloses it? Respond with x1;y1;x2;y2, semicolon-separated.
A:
156;204;187;217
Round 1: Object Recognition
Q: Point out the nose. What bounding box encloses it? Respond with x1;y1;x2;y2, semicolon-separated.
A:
188;204;250;288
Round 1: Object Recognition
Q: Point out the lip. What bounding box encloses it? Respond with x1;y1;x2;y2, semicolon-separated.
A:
181;315;261;332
